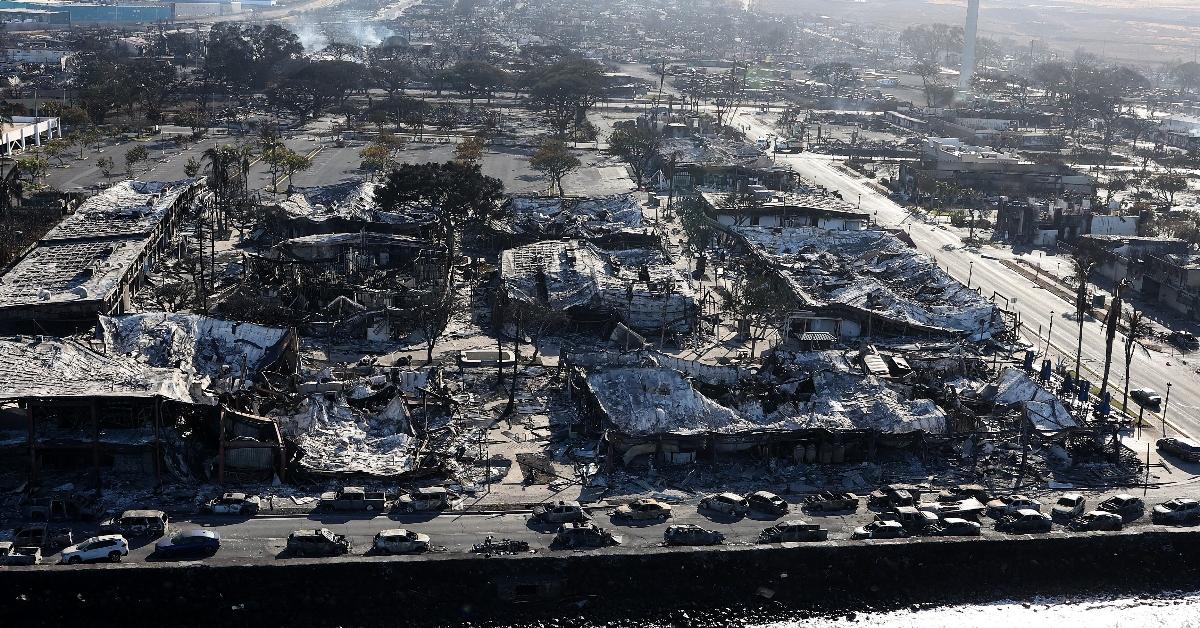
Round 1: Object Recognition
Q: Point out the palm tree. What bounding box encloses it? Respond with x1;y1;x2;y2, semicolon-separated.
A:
1099;277;1129;399
1070;248;1096;382
1122;309;1150;414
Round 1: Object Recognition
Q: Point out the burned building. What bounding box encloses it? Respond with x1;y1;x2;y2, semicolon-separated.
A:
263;180;437;239
571;349;952;468
226;226;448;339
0;180;201;333
0;313;296;488
499;239;698;334
487;193;649;248
724;226;1002;340
700;190;870;230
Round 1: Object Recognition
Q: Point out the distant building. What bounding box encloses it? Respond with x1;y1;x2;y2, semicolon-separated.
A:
2;116;61;156
900;137;1094;198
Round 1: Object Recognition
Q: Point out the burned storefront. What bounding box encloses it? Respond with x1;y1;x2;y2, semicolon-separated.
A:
0;313;297;489
569;349;956;470
262;180;437;239
499;239;699;335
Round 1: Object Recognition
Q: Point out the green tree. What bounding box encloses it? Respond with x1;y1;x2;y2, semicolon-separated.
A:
453;134;486;164
124;145;149;176
607;125;662;190
527;58;607;138
373;161;504;258
529;138;580;196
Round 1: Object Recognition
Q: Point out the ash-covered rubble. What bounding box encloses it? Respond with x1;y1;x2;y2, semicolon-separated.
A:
735;226;1001;338
500;239;698;333
491;193;646;242
98;312;298;396
266;181;437;237
577;349;948;439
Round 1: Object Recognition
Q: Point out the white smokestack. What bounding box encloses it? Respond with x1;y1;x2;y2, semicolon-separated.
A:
958;0;980;93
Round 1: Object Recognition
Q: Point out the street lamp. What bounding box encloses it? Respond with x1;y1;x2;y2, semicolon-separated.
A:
1046;311;1055;359
967;261;974;290
1162;382;1172;437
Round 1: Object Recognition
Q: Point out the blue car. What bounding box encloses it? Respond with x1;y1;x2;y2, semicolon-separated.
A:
154;529;220;558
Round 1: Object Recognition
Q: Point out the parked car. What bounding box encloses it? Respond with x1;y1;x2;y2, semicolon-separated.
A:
802;491;859;513
878;506;939;533
202;492;260;516
1151;498;1200;525
1051;494;1087;522
986;495;1042;518
745;491;789;516
372;529;430;554
868;484;920;509
1157;437;1200;463
394;487;450;513
552;522;621;549
927;517;982;537
613;498;672;521
995;509;1053;533
533;501;590;524
1067;510;1124;532
99;509;168;538
0;542;41;566
699;492;750;516
936;484;990;503
287;528;350;557
852;520;908;540
1130;388;1163;410
758;520;830;543
154;529;221;558
59;535;129;564
6;524;72;551
919;498;986;521
1098;494;1146;523
319;487;387;512
663;524;724;546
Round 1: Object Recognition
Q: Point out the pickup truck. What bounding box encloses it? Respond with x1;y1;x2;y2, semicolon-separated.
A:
869;484;922;509
0;541;41;565
877;506;939;533
319;487;387;512
802;492;859;513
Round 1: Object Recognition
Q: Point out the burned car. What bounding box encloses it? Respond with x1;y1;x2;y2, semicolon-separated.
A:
552;522;621;549
746;491;789;516
613;498;672;521
394;487;450;514
802;491;859;513
986;495;1042;518
99;510;168;538
1097;494;1145;523
533;501;590;524
372;529;430;555
926;518;982;537
0;542;40;566
699;492;749;516
758;520;830;543
6;524;73;551
202;493;260;516
1067;510;1124;532
319;487;387;513
995;509;1053;534
663;524;724;546
1050;494;1086;522
287;528;350;557
1151;498;1200;525
851;520;908;540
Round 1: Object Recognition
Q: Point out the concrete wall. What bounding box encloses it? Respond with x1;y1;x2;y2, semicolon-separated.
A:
8;528;1198;626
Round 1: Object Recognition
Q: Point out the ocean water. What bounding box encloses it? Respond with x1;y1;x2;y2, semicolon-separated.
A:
756;592;1200;628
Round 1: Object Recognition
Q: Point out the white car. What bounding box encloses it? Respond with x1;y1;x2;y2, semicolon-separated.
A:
59;535;129;564
372;529;430;555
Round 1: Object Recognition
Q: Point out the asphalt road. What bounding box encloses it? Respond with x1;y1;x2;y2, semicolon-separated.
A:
733;110;1200;443
17;486;1200;568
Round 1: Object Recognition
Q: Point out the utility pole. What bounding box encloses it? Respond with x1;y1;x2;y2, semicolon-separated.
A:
1162;382;1172;437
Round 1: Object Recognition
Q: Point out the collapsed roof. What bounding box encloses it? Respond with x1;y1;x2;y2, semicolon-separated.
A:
990;367;1077;435
661;136;770;168
277;392;416;477
275;181;437;227
737;227;999;337
501;239;697;332
501;193;644;239
584;351;946;437
0;336;194;402
98;313;296;390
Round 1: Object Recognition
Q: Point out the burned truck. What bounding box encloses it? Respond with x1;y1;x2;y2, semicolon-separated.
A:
319;487;387;513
